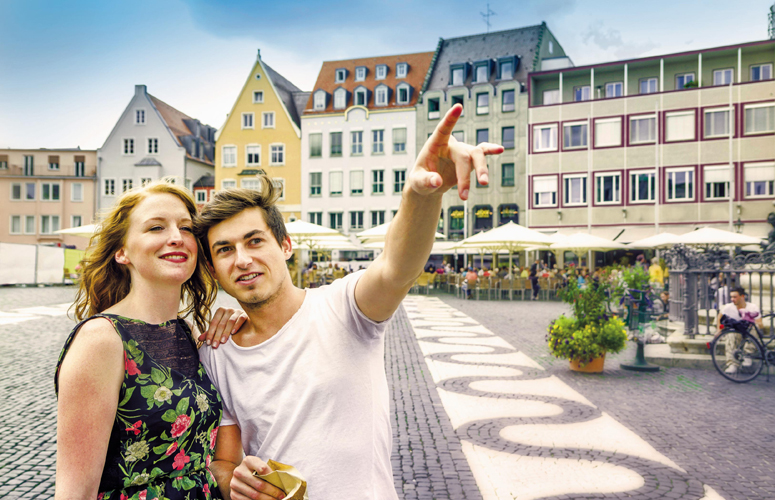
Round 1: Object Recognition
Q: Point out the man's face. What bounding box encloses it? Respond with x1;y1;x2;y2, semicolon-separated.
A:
207;208;293;307
731;291;745;307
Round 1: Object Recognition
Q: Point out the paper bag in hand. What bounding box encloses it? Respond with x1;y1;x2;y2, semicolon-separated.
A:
252;460;308;500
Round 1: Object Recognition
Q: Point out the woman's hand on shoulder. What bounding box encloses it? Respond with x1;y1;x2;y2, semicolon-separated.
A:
199;307;248;349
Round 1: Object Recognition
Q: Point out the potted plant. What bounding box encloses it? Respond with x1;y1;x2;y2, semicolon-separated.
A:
547;276;628;372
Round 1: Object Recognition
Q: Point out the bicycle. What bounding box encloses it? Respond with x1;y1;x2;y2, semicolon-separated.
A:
710;312;775;383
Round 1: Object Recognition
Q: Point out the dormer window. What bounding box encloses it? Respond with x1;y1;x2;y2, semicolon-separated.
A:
396;83;411;105
313;90;327;110
474;61;491;84
335;68;347;83
498;56;517;80
355;66;367;81
376;65;388;80
375;85;389;106
333;88;348;110
354;86;368;106
450;64;466;86
396;63;408;78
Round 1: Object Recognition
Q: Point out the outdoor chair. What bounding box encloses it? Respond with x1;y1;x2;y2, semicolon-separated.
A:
501;278;515;300
490;278;502;300
538;278;550;300
477;276;491;300
521;278;532;300
437;273;448;291
415;272;432;295
466;277;478;300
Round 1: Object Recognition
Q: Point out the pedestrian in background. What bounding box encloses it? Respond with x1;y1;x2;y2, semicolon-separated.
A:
529;268;540;300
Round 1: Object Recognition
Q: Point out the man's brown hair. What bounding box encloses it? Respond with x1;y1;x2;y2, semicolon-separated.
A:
194;174;288;263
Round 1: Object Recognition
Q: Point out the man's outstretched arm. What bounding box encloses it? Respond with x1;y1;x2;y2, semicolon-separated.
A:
356;104;503;322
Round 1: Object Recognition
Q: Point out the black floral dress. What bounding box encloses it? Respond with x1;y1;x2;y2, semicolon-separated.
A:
55;314;223;500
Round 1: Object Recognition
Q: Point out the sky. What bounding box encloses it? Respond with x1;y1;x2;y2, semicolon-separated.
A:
1;0;773;150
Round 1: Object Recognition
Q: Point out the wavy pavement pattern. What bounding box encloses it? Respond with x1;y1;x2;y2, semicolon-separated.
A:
402;296;723;500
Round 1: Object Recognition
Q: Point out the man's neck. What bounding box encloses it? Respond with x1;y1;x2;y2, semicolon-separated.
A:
233;283;306;347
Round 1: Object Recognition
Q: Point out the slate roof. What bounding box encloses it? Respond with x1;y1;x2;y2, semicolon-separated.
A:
424;24;545;92
134;157;162;167
193;174;214;188
149;95;216;166
263;63;309;129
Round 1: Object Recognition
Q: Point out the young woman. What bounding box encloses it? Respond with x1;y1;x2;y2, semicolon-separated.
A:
55;181;242;500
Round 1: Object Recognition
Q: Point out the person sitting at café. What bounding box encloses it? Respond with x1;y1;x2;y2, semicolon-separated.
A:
520;267;529;278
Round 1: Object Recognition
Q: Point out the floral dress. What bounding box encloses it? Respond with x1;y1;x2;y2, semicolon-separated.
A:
55;314;223;500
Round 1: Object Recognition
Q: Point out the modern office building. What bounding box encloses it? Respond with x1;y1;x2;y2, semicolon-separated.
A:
301;51;434;234
416;23;570;241
527;38;775;259
97;85;216;209
216;50;309;221
0;148;97;249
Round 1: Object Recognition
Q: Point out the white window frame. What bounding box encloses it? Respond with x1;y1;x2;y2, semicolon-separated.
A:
350;211;364;231
605;82;623;98
104;178;116;197
71;182;83;202
376;65;387;80
147;137;159;155
676;72;695;89
313;91;326;110
351;130;363;155
222;145;237;167
393;169;406;193
751;63;773;81
354;88;367;107
9;215;21;235
474;63;489;83
639;77;658;94
355;66;366;81
450;66;465;86
40;215;60;235
713;68;734;86
372;129;384;154
71;215;82;229
666;167;695;202
309;132;323;158
308;212;323;225
195;190;208;203
270;143;285;166
562;120;588;149
629;169;656;204
122;138;135;155
594;117;622;148
629;114;657;144
371;210;386;227
574;86;590;102
350;170;364;195
476;92;489;115
135;109;146;125
329;212;344;231
392;127;407;153
41;182;61;202
309;172;323;197
375;86;388;107
396;83;410;105
245;144;261;166
743;161;775;199
533;124;558;152
335;69;346;83
272;178;285;201
334;88;347;110
532;176;558;208
743;102;775;135
24;215;35;235
253;90;264;103
594;172;621;205
703;164;731;200
262;111;275;129
10;182;22;201
396;63;408;78
329;171;343;197
704;106;733;138
242;112;255;130
121;178;133;193
221;179;237;190
665;110;696;142
543;89;560;105
563;174;588;206
141;177;152;187
372;169;385;194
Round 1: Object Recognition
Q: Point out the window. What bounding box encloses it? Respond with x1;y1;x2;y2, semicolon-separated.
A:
135;109;145;124
375;86;388;106
354;88;367;106
330;132;343;156
372;130;384;154
533;124;558;152
309;212;322;225
123;138;134;155
751;64;773;81
270;144;284;165
502;127;515;149
393;169;406;193
564;175;587;206
23;155;33;176
313;91;326;110
476;129;489;145
48;156;59;170
350;211;364;230
309;172;322;196
71;183;83;202
452;130;464;142
221;179;236;190
148;138;159;154
665;111;696;142
242;112;254;129
476;93;489;115
329;212;343;230
40;215;60;234
104;179;115;196
397;84;410;105
744;162;775;198
355;66;366;81
533;176;557;207
240;178;259;190
253;90;264;103
474;62;489;83
704;165;731;200
629;115;657;144
351;131;363;155
543;89;560;105
196;191;207;203
676;73;695;89
329;171;343;196
10;183;21;200
428;98;440;119
595;172;621;204
0;157;7;170
713;68;733;86
24;215;35;234
393;128;406;153
498;59;514;80
222;146;237;167
262;112;275;128
594;118;622;148
349;170;363;195
563;121;588;149
141;178;152;187
639;78;658;94
376;65;387;80
122;179;133;193
666;167;695;201
25;182;34;200
449;95;464;115
605;82;623;98
334;88;347;109
309;133;322;157
371;211;385;227
704;107;732;138
501;163;515;187
71;215;82;228
450;65;465;86
335;69;346;83
41;183;60;201
272;179;285;201
396;63;408;78
372;170;384;194
74;159;85;177
630;171;656;203
246;145;261;165
10;215;20;235
744;103;775;134
574;86;590;102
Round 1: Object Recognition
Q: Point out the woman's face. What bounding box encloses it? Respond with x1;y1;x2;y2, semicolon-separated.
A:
115;193;198;288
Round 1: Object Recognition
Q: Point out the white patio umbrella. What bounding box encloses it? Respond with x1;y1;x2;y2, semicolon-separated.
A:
285;220;345;286
54;223;98;238
356;222;444;243
672;227;762;246
550;233;627;266
454;222;553;273
627;232;680;249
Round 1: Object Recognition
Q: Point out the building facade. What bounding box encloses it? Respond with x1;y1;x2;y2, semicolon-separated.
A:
215;50;309;221
300;51;434;234
97;84;216;209
527;39;775;245
416;23;569;240
0;148;97;249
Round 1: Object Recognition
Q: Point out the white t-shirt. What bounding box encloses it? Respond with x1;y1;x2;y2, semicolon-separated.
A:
720;301;760;323
199;271;397;500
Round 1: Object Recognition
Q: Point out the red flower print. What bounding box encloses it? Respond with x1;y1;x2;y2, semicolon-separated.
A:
124;421;142;436
172;448;190;470
139;491;147;500
170;414;191;438
97;494;105;500
209;426;219;449
165;442;178;456
120;495;128;500
203;484;210;495
124;353;141;376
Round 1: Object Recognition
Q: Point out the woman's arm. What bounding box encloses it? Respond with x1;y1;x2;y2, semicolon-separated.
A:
55;318;124;499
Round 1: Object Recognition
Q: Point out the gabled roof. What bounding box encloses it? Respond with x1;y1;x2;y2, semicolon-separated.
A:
304;51;434;114
135;157;162;167
193;174;214;188
263;63;309;128
149;95;215;166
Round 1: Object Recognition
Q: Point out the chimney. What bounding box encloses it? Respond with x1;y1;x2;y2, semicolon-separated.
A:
135;84;147;96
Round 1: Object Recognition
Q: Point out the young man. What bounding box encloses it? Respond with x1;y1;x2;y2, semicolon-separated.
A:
195;104;502;500
716;286;763;374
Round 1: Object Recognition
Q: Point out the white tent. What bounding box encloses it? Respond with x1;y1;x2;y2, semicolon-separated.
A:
285;220;345;286
454;222;553;272
627;232;680;249
550;233;627;268
356;222;444;242
672;227;762;246
54;223;98;238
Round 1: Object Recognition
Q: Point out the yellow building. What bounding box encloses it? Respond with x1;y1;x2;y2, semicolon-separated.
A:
216;49;309;220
